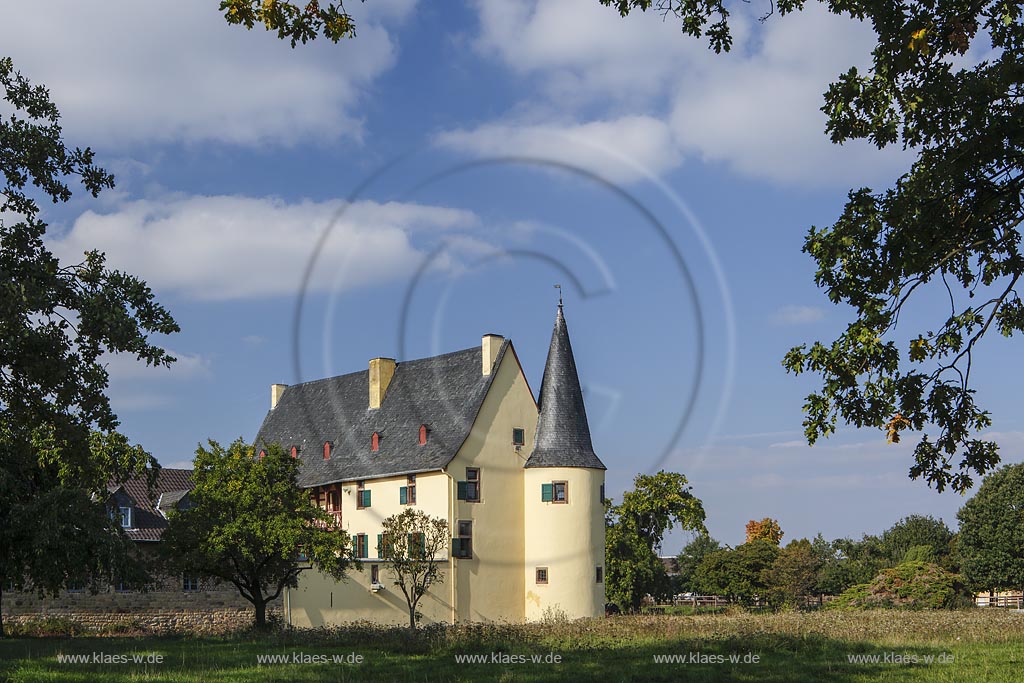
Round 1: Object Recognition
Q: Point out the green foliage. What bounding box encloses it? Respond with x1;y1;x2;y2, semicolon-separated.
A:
745;517;784;545
830;561;964;610
605;471;706;610
764;539;823;607
0;57;176;636
957;463;1024;592
163;440;356;627
605;0;1024;492
220;0;357;47
675;534;720;592
881;514;955;568
694;540;780;605
903;545;936;564
378;508;449;630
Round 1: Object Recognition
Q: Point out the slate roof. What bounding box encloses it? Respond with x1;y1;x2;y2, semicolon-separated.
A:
253;341;510;488
113;468;194;542
525;305;606;469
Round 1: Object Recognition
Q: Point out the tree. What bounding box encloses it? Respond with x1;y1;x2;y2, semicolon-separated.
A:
957;463;1024;594
377;509;449;630
880;514;955;568
817;534;889;596
219;0;358;46
675;534;721;593
694;540;780;605
764;538;822;607
745;518;784;545
0;58;177;636
605;471;706;610
163;440;356;627
604;0;1024;493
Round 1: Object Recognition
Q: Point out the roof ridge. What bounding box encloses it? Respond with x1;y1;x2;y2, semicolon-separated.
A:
278;345;482;391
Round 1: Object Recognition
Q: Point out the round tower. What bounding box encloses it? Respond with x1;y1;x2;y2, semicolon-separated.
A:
523;303;606;621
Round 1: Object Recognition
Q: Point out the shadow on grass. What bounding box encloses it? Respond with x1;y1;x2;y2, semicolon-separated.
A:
0;631;977;683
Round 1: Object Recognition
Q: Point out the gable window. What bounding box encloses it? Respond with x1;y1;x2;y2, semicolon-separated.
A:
400;474;416;505
512;428;525;446
456;469;480;503
541;482;569;503
323;441;332;460
419;424;428;446
356;481;371;509
371;432;380;452
536;567;548;585
354;533;369;559
183;575;200;592
452;520;473;559
596;566;604;583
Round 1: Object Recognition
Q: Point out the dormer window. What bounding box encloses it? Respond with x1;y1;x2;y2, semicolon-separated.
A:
323;441;332;460
419;425;427;446
371;432;380;452
290;446;298;458
112;506;132;529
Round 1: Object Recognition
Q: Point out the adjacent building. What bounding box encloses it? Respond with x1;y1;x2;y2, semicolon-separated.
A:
253;303;607;626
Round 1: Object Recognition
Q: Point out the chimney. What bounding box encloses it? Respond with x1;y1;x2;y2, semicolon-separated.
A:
369;358;396;409
271;384;288;410
482;334;503;375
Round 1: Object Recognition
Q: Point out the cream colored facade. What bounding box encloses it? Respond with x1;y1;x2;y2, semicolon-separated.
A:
284;336;606;626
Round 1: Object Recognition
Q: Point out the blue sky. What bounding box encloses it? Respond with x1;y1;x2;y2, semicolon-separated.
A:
5;0;1021;549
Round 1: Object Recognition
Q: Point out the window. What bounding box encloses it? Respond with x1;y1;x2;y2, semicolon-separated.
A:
600;483;605;504
258;449;266;459
115;579;132;593
323;441;332;460
553;481;568;503
512;428;525;446
290;445;298;458
117;506;132;528
183;576;200;592
356;481;371;509
371;432;380;452
408;532;426;559
536;567;548;585
377;533;390;559
67;581;85;593
400;475;416;505
297;548;309;562
452;520;473;559
354;533;369;559
419;424;428;446
327;489;340;512
370;564;380;585
596;566;604;584
466;468;480;502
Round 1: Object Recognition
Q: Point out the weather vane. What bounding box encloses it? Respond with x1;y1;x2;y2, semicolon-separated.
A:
554;284;562;306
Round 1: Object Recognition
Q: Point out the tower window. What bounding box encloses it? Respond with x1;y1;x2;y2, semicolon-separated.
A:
419;424;427;446
536;567;548;585
596;566;604;583
371;432;380;452
553;481;568;503
512;428;525;446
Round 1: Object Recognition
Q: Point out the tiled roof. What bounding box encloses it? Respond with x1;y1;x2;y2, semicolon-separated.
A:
525;305;606;470
253;341;509;488
115;468;194;542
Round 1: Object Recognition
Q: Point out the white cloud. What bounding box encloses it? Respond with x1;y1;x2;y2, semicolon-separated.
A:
48;195;479;300
436;116;681;184
0;0;411;147
464;0;911;187
772;305;826;325
102;349;211;382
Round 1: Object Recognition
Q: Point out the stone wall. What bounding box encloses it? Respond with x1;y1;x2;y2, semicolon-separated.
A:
2;583;281;634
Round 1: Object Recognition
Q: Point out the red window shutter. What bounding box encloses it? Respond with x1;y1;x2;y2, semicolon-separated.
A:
258;450;266;459
419;425;427;445
371;432;379;452
290;446;298;458
323;441;331;460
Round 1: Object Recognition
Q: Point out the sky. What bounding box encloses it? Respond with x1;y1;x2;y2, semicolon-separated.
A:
4;0;1021;550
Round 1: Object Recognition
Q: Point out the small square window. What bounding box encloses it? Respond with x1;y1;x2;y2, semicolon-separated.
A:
596;566;604;584
536;567;548;585
453;520;473;559
183;576;200;592
552;481;568;504
512;428;525;446
464;468;481;502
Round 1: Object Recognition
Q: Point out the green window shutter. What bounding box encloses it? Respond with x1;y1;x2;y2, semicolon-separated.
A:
420;534;427;557
360;490;371;508
451;538;461;557
399;486;407;505
457;481;468;500
541;483;553;502
377;534;383;558
352;536;358;556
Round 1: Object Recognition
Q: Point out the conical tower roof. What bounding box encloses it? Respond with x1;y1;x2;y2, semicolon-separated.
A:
525;304;606;469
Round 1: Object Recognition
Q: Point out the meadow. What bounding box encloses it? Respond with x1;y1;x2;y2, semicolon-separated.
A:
1;610;1022;682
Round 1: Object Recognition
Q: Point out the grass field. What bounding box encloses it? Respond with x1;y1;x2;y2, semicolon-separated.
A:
1;610;1023;682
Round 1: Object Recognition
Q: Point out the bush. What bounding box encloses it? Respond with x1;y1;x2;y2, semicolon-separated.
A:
830;561;966;610
5;616;89;637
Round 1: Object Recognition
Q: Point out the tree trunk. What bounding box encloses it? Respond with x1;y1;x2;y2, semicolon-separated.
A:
0;584;5;638
408;603;416;630
254;598;268;628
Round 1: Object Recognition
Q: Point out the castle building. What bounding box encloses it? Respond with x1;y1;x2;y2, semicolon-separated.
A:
253;304;606;625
